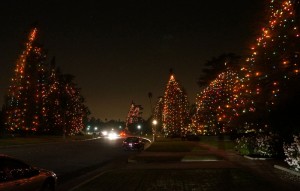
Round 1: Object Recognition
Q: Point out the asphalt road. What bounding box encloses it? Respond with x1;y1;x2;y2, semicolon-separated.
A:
0;137;133;187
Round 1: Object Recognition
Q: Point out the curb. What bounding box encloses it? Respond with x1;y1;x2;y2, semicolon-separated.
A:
274;165;300;177
244;155;272;160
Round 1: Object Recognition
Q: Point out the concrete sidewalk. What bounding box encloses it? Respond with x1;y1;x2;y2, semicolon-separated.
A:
69;141;300;191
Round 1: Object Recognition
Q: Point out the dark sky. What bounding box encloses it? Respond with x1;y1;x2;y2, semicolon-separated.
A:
0;0;264;121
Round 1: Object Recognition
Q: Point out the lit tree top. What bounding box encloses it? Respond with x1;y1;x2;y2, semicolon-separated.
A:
10;27;38;97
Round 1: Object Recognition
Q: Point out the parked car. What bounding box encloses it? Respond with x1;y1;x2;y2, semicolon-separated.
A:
122;136;146;151
0;154;57;191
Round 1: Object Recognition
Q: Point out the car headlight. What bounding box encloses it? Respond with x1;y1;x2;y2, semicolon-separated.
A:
108;132;117;139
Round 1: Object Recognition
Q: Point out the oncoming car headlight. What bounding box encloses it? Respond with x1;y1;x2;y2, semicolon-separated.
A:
108;132;118;139
102;131;108;136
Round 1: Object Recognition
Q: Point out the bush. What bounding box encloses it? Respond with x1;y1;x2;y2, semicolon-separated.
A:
235;135;255;155
255;134;281;157
235;133;280;157
283;134;300;171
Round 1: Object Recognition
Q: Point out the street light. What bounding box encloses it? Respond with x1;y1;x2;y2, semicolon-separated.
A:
137;125;141;135
92;127;98;137
152;119;157;142
86;125;91;135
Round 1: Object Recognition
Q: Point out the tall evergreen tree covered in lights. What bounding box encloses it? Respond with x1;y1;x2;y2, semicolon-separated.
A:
58;74;89;135
236;0;300;135
4;27;49;134
44;57;63;134
193;1;300;137
4;26;89;135
192;54;241;135
162;70;189;137
45;59;89;135
192;57;243;135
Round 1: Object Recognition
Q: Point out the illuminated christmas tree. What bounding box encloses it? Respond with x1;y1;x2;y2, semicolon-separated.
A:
44;59;89;136
5;27;48;134
192;53;245;135
125;101;143;134
59;74;89;135
189;0;299;136
192;83;218;135
43;58;64;134
192;66;243;135
4;27;89;136
236;0;300;133
162;71;189;137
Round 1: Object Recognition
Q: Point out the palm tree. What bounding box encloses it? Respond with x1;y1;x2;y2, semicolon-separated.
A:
148;92;153;115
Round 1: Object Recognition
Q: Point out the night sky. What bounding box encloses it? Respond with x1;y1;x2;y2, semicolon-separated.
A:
0;0;264;121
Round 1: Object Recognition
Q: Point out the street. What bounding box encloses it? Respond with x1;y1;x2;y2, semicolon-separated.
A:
0;137;132;188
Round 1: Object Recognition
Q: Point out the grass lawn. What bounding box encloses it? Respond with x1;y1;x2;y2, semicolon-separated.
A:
146;136;235;152
146;140;199;152
201;140;235;151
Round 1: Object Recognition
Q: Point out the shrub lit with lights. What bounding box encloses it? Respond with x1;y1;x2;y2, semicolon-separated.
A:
235;132;281;158
283;134;300;171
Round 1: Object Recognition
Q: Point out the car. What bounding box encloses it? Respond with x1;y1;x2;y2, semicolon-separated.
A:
122;136;146;151
0;154;57;191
